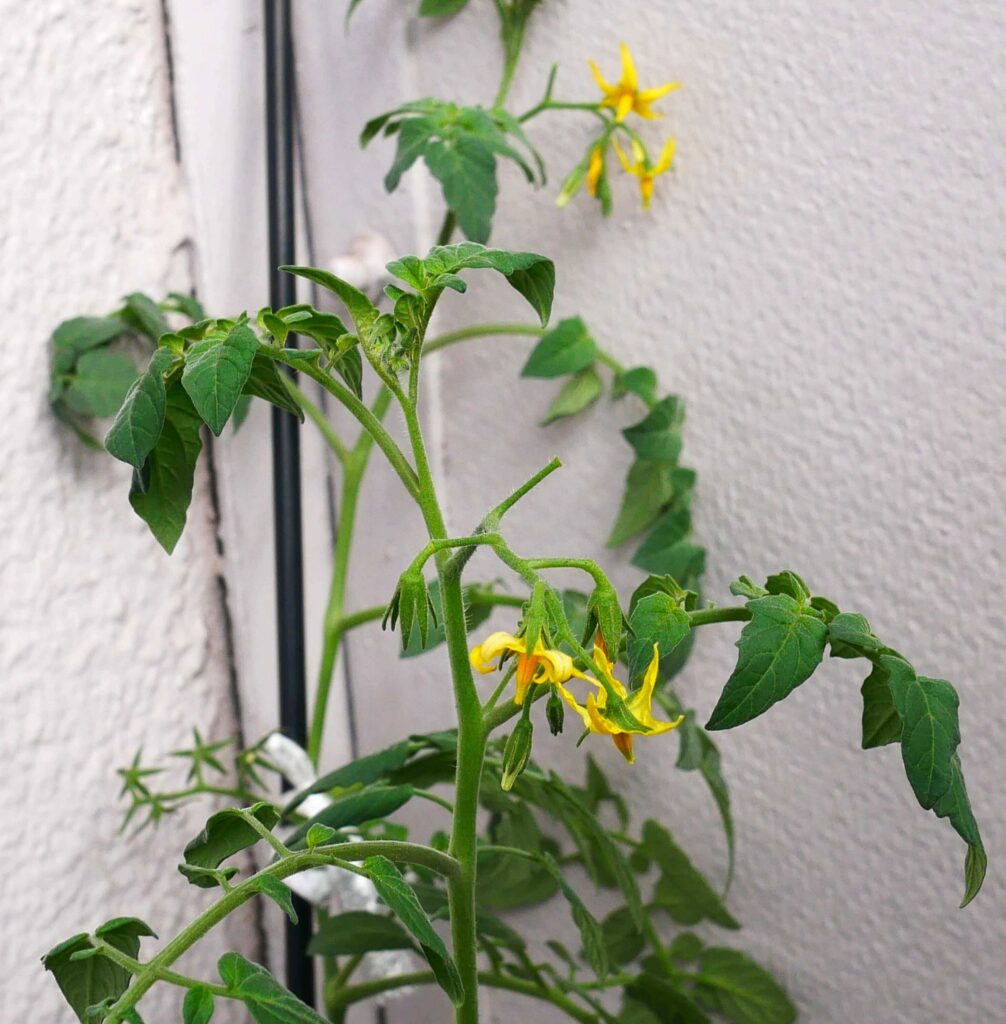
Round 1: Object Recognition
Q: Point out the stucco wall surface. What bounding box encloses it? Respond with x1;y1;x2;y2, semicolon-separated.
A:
0;2;252;1018
289;1;1006;1022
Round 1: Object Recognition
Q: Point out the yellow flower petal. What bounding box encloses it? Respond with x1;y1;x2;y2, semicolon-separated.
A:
638;81;682;104
587;59;616;97
612;139;635;176
615;91;634;123
470;631;522;674
619;43;638;91
586;146;604;195
653;137;676;174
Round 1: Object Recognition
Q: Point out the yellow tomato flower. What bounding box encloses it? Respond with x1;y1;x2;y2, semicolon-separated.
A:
556;643;684;763
586;145;605;197
588;43;681;122
613;136;676;210
470;631;577;705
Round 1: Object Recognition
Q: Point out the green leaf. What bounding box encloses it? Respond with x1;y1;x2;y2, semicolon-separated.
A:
764;570;810;603
286;740;416;812
364;855;465;1005
285;786;414;849
241;353;304;421
624;976;711;1024
860;662;902;748
65;350;139;419
419;0;470;14
642;821;738;929
128;385;203;554
307;910;414;957
669;932;704;962
52;316;125;371
384;117;437;191
43;918;156;1023
693;947;796;1024
218;954;328;1024
258;876;298;924
280;266;379;330
182;985;215;1024
600;906;644;965
182;803;281;887
613;366;658;405
607;460;676;547
105;348;176;468
827;611;884;659
883;656;960;809
425;136;498;243
541;366;602;424
626;592;691;683
121;292;169;340
181;324;260;435
541;852;608;979
631;499;705;582
622;396;684;462
334;347;364;399
521;316;596;378
706;594;828;730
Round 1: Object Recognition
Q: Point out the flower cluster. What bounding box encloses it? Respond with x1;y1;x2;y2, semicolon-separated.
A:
560;43;681;213
470;629;684;763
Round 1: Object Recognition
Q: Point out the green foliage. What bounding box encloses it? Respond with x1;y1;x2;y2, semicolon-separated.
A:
365;855;465;1005
705;594;828;730
182;803;281;887
308;911;413;956
286;786;415;848
541;365;602;424
42;918;156;1023
521;316;597;378
693;947;796;1024
182;986;215;1024
217;954;328;1024
362;100;544;241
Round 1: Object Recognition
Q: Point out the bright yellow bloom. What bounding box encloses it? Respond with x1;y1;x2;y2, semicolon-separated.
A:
556;643;684;763
470;631;576;705
613;137;676;210
586;145;605;196
589;43;681;122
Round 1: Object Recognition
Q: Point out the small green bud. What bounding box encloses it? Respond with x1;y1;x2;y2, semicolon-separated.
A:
306;823;337;850
522;580;551;653
585;580;623;657
500;718;534;792
546;690;565;736
383;569;435;652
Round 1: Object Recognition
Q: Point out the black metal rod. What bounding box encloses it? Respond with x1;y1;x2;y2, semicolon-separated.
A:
264;0;315;1004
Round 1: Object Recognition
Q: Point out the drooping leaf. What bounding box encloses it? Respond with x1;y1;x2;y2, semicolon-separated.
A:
307;910;414;957
182;985;215;1024
121;292;170;340
622;396;684;462
258;876;298;924
181;324;260;435
218;954;328;1024
860;661;902;749
624;975;711;1024
706;594;828;730
182;803;281;887
599;906;645;965
692;947;796;1024
425;136;498;243
285;786;414;849
105;348;177;468
607;460;676;547
43;918;156;1023
642;821;738;929
285;740;416;813
521;316;596;378
613;366;658;405
128;384;203;554
364;856;464;1005
52;316;125;372
64;350;139;419
541;852;608;979
241;353;304;421
541;366;602;424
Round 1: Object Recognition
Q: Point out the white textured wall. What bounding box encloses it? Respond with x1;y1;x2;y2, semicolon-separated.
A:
0;1;252;1018
292;1;1006;1022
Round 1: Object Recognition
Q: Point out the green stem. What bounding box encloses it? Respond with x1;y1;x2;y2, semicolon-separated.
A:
437;211;457;247
285;378;349;462
688;606;752;627
103;842;458;1022
330;970;598;1024
424;322;542;355
309;387;394;764
518;100;606;124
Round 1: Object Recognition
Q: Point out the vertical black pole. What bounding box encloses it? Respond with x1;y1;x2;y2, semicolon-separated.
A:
264;0;315;1004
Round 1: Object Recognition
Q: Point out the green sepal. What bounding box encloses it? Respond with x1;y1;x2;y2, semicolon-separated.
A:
501;717;534;792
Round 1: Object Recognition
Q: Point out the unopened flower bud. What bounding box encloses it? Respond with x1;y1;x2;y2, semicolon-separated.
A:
546;690;565;735
501;718;534;792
